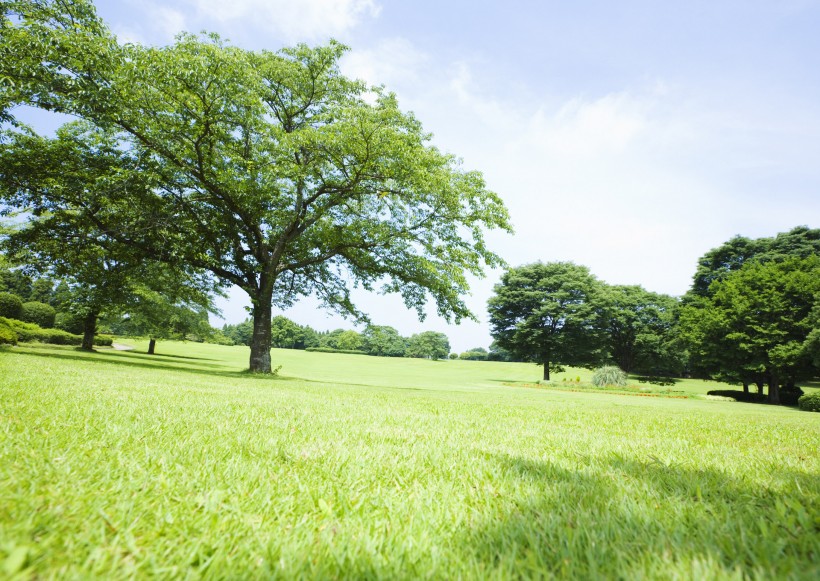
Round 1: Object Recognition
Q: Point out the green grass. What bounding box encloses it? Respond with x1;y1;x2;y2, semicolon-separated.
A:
1;341;819;579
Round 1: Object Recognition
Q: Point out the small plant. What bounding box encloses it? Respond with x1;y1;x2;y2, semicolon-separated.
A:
798;391;820;412
592;366;628;387
576;376;581;383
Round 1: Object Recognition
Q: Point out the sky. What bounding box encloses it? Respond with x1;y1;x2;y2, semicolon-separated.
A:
20;0;820;351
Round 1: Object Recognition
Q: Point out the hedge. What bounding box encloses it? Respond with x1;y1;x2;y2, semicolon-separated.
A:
305;346;368;355
0;318;17;345
0;317;113;347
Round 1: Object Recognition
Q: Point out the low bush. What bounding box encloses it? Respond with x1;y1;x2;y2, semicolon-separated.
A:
305;346;367;355
592;366;627;387
0;317;113;347
0;292;23;320
21;301;57;328
798;391;820;412
0;319;17;345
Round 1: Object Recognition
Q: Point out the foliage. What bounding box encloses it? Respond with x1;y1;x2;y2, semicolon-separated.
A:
361;325;407;357
459;347;488;361
270;316;305;349
222;320;253;347
405;331;450;360
0;316;112;346
1;8;512;372
798;391;820;412
680;255;820;404
592;366;628;387
602;285;683;375
54;311;85;335
488;262;607;380
1;340;818;578
0;317;16;344
20;300;56;328
0;291;23;319
305;347;368;355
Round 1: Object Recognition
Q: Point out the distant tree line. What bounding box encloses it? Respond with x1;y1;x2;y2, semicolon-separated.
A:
488;226;820;405
219;319;452;360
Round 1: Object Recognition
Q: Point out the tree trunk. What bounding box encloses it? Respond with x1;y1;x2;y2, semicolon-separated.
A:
756;382;764;395
543;360;550;381
249;293;273;373
742;383;749;394
80;310;98;351
148;338;156;355
767;372;780;405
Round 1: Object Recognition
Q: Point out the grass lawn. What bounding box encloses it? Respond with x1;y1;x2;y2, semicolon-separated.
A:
1;341;819;579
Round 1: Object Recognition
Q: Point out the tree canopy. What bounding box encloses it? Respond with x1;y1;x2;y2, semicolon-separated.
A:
488;262;607;380
0;1;512;372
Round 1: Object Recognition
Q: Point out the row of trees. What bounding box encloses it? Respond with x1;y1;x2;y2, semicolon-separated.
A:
488;227;820;404
0;263;215;353
0;0;511;372
221;318;453;360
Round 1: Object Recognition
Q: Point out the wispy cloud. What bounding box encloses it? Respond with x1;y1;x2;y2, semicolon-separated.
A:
186;0;381;42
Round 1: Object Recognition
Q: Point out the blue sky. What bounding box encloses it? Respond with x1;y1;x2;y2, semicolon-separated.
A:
32;1;820;350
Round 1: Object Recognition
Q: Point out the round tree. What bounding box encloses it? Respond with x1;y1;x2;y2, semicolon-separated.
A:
488;262;607;380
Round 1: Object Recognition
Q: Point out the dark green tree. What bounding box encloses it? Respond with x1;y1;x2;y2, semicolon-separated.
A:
488;262;607;380
680;256;820;404
602;285;682;375
1;4;512;372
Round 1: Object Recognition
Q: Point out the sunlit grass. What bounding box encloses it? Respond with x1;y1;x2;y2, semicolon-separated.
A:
1;341;818;579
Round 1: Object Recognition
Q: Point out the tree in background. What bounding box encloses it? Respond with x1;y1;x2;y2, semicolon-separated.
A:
681;226;820;399
361;325;408;357
109;285;216;355
1;2;511;372
602;285;683;376
680;256;820;403
406;331;450;360
488;262;607;380
270;316;305;349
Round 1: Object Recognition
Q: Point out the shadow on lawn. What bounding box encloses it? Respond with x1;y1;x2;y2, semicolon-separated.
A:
8;345;293;381
451;452;818;578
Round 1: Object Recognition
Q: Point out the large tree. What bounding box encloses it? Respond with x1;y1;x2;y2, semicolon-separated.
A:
680;256;820;403
603;285;682;375
488;262;607;380
680;226;820;397
1;2;511;372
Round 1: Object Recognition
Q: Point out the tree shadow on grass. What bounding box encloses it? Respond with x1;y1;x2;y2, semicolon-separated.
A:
451;452;819;578
7;344;329;385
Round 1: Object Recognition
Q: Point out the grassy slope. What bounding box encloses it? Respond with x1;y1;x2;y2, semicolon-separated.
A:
1;341;818;579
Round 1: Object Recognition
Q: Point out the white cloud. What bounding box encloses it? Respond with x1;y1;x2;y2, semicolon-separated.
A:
186;0;381;41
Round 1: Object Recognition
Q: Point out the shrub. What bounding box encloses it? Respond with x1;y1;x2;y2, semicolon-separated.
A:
304;346;367;355
592;366;628;387
0;292;24;320
798;391;820;412
0;316;113;347
54;311;85;334
21;301;57;328
0;319;17;345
